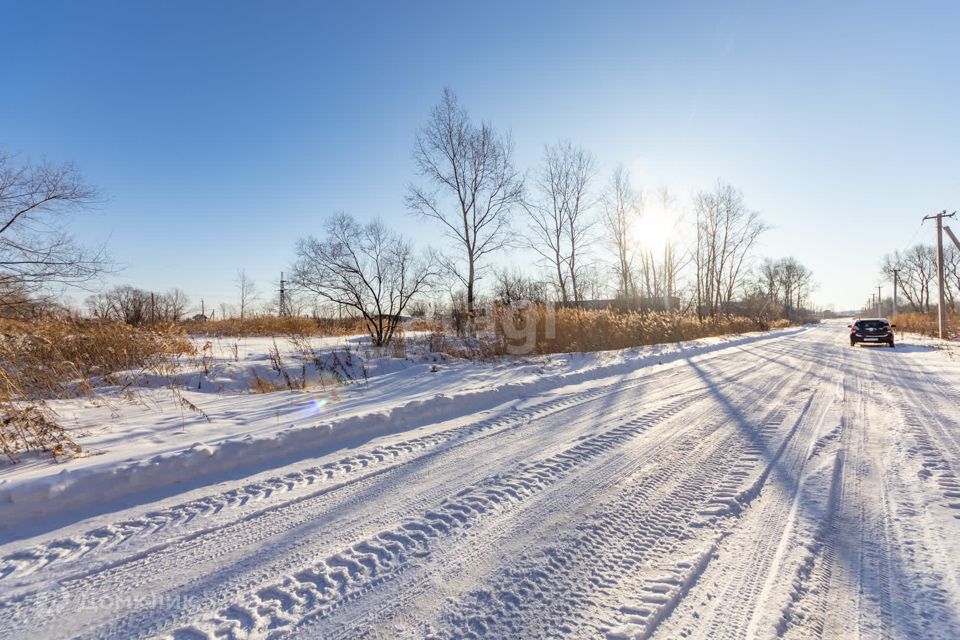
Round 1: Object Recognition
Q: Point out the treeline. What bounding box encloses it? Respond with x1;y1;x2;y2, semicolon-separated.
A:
284;89;816;346
880;244;960;312
0;89;818;347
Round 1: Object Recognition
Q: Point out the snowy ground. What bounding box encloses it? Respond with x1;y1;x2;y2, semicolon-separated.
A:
1;321;958;639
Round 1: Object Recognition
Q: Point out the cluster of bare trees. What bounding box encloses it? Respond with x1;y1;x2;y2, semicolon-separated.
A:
288;89;816;344
491;267;550;306
409;91;793;319
2;89;814;342
755;257;815;319
86;286;191;325
880;244;960;312
692;183;768;318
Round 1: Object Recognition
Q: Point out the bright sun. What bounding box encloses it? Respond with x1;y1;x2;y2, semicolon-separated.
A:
633;208;673;254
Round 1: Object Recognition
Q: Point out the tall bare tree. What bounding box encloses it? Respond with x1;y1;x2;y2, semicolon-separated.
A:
0;152;108;312
235;269;259;320
406;89;523;317
881;245;935;312
601;166;640;301
693;182;767;317
524;141;596;304
292;213;435;346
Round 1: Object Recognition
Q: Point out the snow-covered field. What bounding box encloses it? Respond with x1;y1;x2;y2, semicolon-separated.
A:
1;321;959;639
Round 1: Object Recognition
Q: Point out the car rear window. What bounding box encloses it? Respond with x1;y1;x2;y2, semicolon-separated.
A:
857;320;888;329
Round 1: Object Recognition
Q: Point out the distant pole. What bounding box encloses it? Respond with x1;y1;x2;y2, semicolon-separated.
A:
876;286;881;317
151;292;156;324
892;269;899;317
279;272;287;316
201;299;205;318
924;210;957;339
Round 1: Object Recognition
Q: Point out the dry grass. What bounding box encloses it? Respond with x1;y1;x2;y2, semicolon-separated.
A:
182;315;368;338
0;318;193;462
492;306;789;355
407;318;442;333
890;312;960;339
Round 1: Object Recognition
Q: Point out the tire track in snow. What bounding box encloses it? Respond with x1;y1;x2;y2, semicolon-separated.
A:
0;364;698;585
773;360;852;640
156;395;700;639
2;355;775;640
649;390;825;640
395;359;820;639
777;344;960;640
306;360;798;640
635;339;851;640
0;330;868;636
881;355;960;519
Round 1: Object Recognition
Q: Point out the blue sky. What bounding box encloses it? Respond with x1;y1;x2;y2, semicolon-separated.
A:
2;0;959;312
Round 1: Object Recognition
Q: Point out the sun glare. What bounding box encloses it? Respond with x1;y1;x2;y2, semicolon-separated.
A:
634;208;673;254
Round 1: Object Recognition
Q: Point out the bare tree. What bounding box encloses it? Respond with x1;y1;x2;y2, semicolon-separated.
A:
86;285;149;325
693;182;767;317
756;257;814;319
292;213;435;346
0;153;108;310
601;166;640;301
757;258;782;303
86;290;114;320
235;269;259;320
882;245;935;312
524;141;597;304
406;88;524;317
492;267;549;305
160;288;191;322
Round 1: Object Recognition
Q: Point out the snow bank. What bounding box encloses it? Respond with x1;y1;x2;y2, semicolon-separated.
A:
0;327;804;532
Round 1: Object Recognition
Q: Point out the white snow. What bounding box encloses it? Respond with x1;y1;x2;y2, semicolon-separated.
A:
0;321;958;640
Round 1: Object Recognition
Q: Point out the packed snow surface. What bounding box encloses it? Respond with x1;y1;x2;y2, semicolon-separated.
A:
1;321;958;639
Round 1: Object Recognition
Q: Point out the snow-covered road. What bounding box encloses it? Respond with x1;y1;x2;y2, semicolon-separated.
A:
2;322;959;639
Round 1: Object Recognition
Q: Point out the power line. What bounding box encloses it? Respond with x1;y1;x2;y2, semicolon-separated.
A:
899;219;925;252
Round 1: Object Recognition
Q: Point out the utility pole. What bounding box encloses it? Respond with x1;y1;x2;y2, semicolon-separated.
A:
876;286;882;317
923;210;957;339
892;268;899;317
278;272;287;317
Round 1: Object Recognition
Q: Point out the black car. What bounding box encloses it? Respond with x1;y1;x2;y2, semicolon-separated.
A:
848;318;896;347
